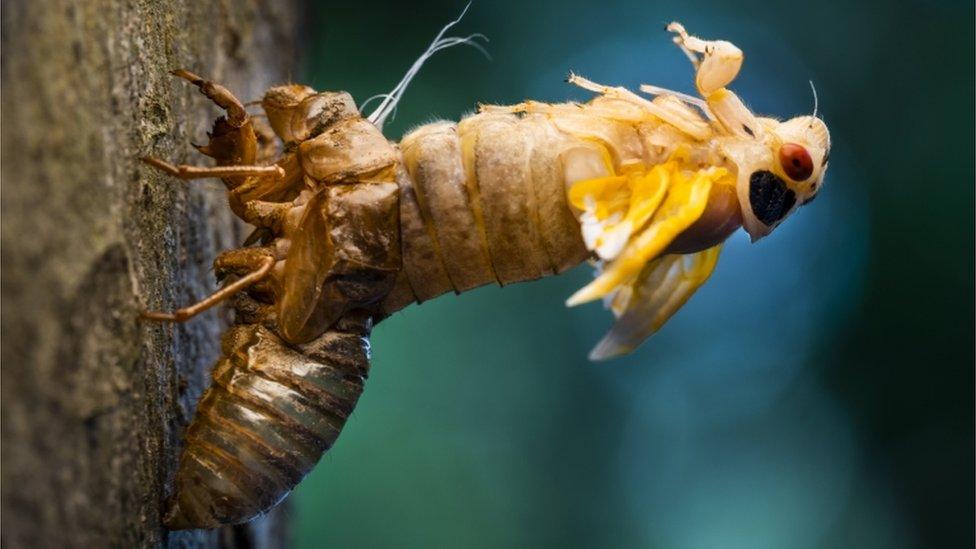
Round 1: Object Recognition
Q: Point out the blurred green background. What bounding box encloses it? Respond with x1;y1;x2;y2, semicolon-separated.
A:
290;1;974;547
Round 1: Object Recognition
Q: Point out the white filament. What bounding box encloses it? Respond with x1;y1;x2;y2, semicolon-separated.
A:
366;2;489;129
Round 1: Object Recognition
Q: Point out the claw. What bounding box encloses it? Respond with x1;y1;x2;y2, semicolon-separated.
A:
170;68;248;127
170;68;204;85
140;156;180;176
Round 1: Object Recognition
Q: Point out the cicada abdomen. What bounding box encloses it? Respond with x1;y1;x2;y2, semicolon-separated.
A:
165;312;371;529
142;20;831;530
380;114;594;310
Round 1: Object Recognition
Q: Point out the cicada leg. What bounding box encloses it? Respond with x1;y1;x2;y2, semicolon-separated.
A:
213;247;277;280
239;200;291;232
214;246;279;302
664;23;760;140
142;252;275;323
144;69;304;217
145;68;271;176
665;22;744;97
153;69;265;191
567;73;711;139
665;22;705;70
139;156;285;182
170;69;248;128
567;73;654;108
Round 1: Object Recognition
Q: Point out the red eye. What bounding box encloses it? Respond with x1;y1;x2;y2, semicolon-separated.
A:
779;143;814;181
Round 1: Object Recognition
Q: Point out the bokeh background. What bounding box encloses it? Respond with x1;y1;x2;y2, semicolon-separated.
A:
290;1;974;547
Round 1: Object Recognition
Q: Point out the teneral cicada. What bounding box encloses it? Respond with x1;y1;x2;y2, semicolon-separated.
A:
141;15;831;529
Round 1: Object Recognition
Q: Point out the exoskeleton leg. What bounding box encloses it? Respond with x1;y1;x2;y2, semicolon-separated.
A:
139;156;285;183
142;252;275;322
213;247;277;279
214;247;279;300
162;69;262;189
171;69;248;128
213;248;279;323
240;200;290;231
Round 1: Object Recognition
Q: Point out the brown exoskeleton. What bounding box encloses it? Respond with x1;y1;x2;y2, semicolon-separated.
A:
142;18;830;529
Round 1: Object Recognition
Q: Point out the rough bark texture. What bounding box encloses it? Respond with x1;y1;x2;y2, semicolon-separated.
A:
1;1;300;547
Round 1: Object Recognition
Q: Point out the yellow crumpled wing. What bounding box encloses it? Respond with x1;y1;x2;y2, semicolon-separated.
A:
588;245;722;361
593;167;671;259
567;166;719;305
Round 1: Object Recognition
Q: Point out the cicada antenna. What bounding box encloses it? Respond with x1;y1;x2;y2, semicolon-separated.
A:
366;2;490;130
808;79;819;126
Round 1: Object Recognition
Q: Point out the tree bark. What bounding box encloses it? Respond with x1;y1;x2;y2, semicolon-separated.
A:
1;1;300;546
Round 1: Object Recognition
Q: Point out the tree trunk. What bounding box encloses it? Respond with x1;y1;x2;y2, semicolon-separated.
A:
1;1;300;546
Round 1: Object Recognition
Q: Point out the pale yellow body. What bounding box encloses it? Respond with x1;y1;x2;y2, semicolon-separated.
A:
380;96;721;315
372;22;831;359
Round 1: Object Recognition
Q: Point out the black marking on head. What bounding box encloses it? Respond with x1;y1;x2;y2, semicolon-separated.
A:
821;149;830;166
749;170;796;225
742;124;755;137
801;193;818;206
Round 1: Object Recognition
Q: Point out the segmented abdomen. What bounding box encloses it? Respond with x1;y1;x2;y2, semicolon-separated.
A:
165;312;372;529
381;113;593;313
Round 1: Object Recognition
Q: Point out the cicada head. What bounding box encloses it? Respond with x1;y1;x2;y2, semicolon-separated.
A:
261;85;359;144
722;115;831;241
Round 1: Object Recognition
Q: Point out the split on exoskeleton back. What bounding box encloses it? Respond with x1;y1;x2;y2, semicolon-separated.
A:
556;23;831;359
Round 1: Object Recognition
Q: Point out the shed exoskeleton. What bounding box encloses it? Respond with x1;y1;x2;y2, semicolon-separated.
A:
141;21;830;529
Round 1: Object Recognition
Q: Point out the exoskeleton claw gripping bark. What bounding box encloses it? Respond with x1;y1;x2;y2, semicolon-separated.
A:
141;18;830;529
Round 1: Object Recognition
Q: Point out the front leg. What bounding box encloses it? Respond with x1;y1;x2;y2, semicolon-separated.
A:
667;22;743;96
667;23;761;140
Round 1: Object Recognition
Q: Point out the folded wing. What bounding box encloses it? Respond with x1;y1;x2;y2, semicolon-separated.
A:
565;158;729;359
588;246;721;360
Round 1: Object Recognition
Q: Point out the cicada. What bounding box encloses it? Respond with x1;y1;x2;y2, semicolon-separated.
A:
141;16;831;529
